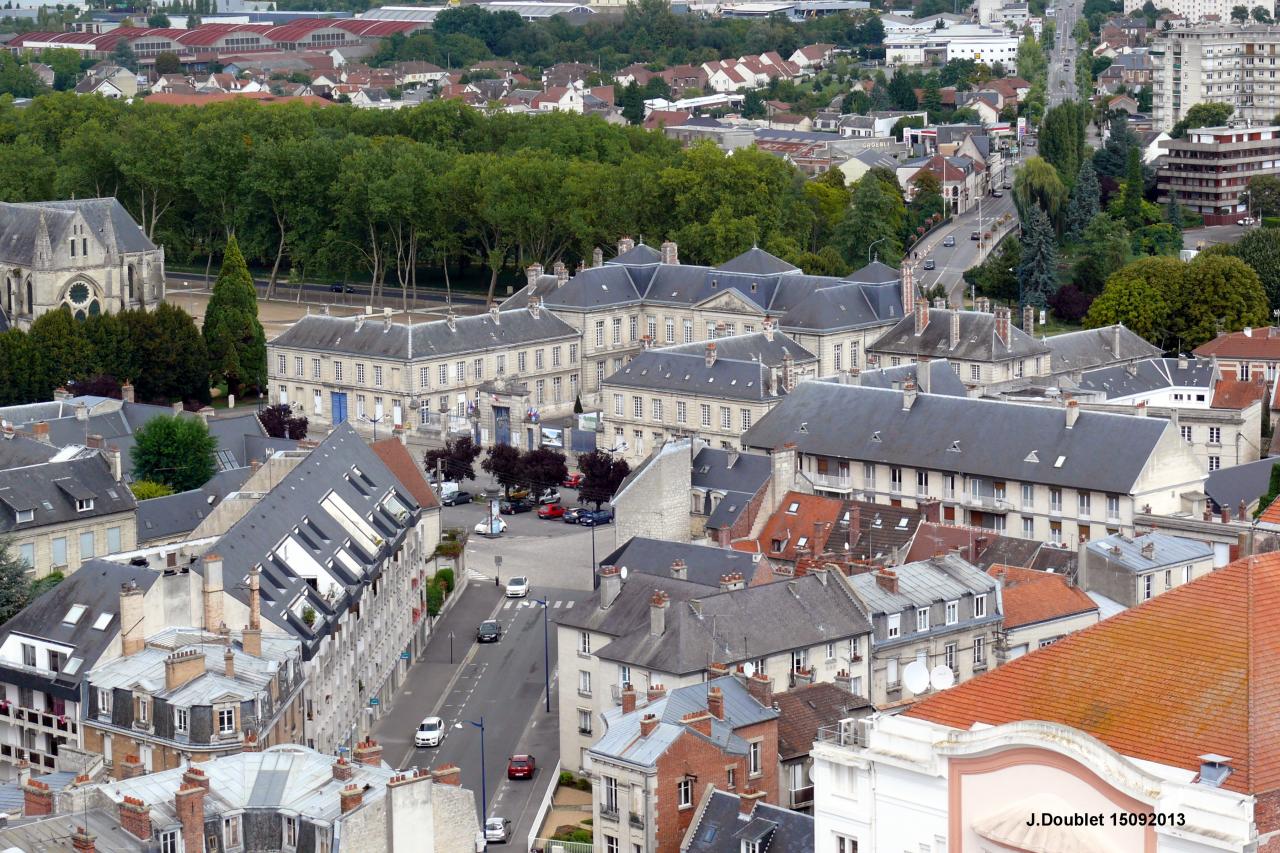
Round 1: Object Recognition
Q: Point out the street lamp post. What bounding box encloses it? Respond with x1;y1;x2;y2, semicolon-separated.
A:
868;235;889;264
455;717;486;822
534;597;550;713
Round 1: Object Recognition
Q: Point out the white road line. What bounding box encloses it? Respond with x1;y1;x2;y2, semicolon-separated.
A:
502;601;513;609
565;600;575;608
553;600;563;608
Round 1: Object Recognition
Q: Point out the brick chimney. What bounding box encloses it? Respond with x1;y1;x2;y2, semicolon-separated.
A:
242;565;262;657
333;757;356;782
621;683;637;714
71;826;96;853
707;686;724;720
705;342;717;368
86;433;103;449
106;444;122;481
650;590;669;636
22;778;52;816
119;795;151;840
746;672;773;708
118;753;145;779
121;382;135;403
918;498;940;523
739;789;767;814
175;781;206;853
994;306;1011;348
1065;398;1080;429
914;300;929;336
874;568;899;595
599;564;623;609
202;553;223;633
554;261;569;288
340;783;363;814
164;648;205;691
901;262;915;315
223;648;235;678
660;240;679;265
682;710;713;736
526;263;543;290
707;661;730;678
32;421;49;443
431;764;462;786
353;738;383;767
647;684;667;703
670;559;687;581
592;247;604;268
640;713;659;737
719;572;745;591
1023;303;1035;335
120;580;145;656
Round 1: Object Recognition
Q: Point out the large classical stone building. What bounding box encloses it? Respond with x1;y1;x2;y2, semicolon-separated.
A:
0;199;165;329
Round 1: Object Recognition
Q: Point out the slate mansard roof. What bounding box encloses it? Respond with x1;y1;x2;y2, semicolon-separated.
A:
868;307;1050;363
1075;357;1217;400
603;332;816;401
0;454;135;534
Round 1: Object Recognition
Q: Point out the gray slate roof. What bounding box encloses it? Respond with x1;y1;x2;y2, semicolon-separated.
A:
716;247;799;275
1075;357;1216;400
590;676;777;767
694;447;772;531
685;791;814;853
1044;324;1163;376
555;571;711;636
742;381;1173;494
0;454;134;534
869;307;1050;362
593;573;871;675
269;307;578;360
1205;456;1278;512
135;466;252;542
600;537;759;587
0;434;60;470
1085;531;1214;572
847;359;969;396
0;559;159;700
0;198;155;267
847;553;997;615
603;332;816;401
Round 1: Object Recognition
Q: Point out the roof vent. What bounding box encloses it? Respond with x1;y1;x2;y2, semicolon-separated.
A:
1197;754;1232;787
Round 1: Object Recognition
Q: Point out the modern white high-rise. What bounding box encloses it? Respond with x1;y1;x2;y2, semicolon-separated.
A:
1151;24;1280;130
1124;0;1253;20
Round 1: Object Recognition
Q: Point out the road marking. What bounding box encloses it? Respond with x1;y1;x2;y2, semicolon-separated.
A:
502;601;513;610
553;600;563;608
565;600;575;608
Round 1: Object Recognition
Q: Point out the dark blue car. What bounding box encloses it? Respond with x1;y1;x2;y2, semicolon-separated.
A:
579;509;614;527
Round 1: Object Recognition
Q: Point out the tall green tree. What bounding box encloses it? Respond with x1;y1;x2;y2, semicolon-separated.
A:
202;235;265;396
1244;174;1280;217
1013;157;1068;223
1165;195;1185;230
1173;254;1270;349
0;541;33;623
621;80;644;125
1170;101;1234;138
131;415;217;492
1120;146;1145;229
832;170;906;267
1039;101;1086;185
1224;227;1280;310
1018;204;1058;308
1074;214;1130;294
1065;159;1101;240
1085;256;1180;344
482;443;523;497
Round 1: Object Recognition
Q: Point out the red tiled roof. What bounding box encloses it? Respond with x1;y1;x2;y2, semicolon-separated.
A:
1212;377;1267;410
371;439;440;511
775;683;870;759
905;522;992;562
986;565;1097;630
1194;328;1280;360
908;552;1280;795
756;491;842;562
643;109;690;130
1260;496;1280;526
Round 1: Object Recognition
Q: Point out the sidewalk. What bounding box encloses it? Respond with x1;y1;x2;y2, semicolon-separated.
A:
371;580;504;768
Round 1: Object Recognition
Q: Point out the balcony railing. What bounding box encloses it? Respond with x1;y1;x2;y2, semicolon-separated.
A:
788;785;815;808
809;472;854;492
600;806;620;823
629;812;645;829
959;493;1014;513
816;720;867;749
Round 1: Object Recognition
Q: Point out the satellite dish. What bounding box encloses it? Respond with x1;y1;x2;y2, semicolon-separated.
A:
903;660;930;694
620;566;629;580
930;665;955;690
743;662;757;678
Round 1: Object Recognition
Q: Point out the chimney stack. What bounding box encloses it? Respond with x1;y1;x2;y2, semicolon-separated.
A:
639;713;659;737
223;648;235;678
620;683;637;714
175;781;207;853
1112;324;1122;359
707;686;724;720
1065;398;1079;429
874;568;899;595
739;789;767;815
976;296;991;313
71;827;96;853
746;672;773;708
1023;304;1035;335
914;300;929;336
526;263;543;290
118;795;151;840
901;263;915;316
994;306;1011;348
431;764;462;786
75;401;88;421
599;565;623;609
202;553;223;633
489;303;500;324
933;297;946;309
681;710;713;736
554;261;569;287
340;783;364;815
120;580;145;656
660;240;679;265
164;649;204;691
902;380;917;411
529;295;542;319
243;565;262;657
670;559;687;581
32;422;49;443
950;310;961;350
763;316;775;342
333;757;356;782
121;382;135;403
647;684;667;703
592;247;603;268
22;778;52;816
705;343;717;368
617;237;635;256
649;589;669;636
718;572;745;591
106;444;122;481
353;738;383;767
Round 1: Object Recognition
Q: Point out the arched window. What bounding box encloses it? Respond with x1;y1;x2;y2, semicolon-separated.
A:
127;266;135;300
25;278;32;316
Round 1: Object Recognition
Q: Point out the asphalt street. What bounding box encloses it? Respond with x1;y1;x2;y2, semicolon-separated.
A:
1049;0;1082;107
912;191;1020;305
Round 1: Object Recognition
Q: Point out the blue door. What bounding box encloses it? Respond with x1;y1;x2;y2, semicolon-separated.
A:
331;392;348;425
494;406;511;446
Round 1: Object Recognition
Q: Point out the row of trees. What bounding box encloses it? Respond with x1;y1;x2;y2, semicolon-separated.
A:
423;438;631;508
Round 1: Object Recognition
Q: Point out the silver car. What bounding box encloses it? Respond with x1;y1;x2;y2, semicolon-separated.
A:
485;817;511;843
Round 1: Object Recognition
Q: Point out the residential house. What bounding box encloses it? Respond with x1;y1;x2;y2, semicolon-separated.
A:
773;683;870;812
73;66;137;99
812;552;1280;853
1193;325;1280;383
543;61;597;87
600;538;770;588
681;788;813;853
845;557;1002;705
554;568;872;773
589;676;780;853
0;198;165;330
0;449;136;578
80;626;305;770
392;60;447;86
134;467;253;546
1204;454;1278;516
1080;530;1215;609
754;491;843;571
28;63;54;88
1041;323;1163;381
908;154;986;213
0;744;479;852
788;43;837;70
866;303;1052;389
741;380;1207;542
987;564;1098;658
267;304;581;447
601;329;817;464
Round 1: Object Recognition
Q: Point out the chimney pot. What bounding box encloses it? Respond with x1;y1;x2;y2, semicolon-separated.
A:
353;738;383;767
599;564;623;609
621;683;637;714
340;783;364;814
639;713;659;737
431;764;462;786
705;343;717;368
707;686;724;720
670;559;687;580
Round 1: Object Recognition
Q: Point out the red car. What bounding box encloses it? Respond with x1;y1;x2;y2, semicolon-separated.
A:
507;754;535;780
562;473;584;489
538;504;565;520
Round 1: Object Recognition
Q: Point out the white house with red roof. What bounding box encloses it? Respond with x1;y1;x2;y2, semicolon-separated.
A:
810;551;1279;853
788;42;837;70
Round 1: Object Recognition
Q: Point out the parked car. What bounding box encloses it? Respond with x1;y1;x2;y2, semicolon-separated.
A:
1238;216;1257;226
1003;181;1012;189
414;716;444;748
485;817;512;844
506;754;536;780
562;507;589;524
579;509;614;527
477;620;502;643
505;576;529;598
536;488;561;505
329;283;356;293
942;236;955;247
991;190;1003;198
508;487;530;501
474;517;508;537
499;499;532;515
562;473;584;488
441;490;473;507
538;504;566;520
923;259;935;270
971;231;981;241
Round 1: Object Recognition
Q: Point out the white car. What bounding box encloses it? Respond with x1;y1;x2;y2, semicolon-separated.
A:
474;516;508;537
1238;217;1256;226
505;576;530;598
415;716;444;748
485;817;511;843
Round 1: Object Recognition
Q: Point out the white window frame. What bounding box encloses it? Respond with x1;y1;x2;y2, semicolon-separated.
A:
175;706;189;734
887;613;900;638
973;595;986;618
916;607;929;632
218;705;235;734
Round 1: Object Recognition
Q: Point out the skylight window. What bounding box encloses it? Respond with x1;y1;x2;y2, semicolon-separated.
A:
63;605;86;625
786;502;800;514
896;518;909;529
1054;456;1066;468
62;657;82;675
92;613;112;631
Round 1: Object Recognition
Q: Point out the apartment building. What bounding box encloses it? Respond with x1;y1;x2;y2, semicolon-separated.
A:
986;564;1098;658
553;567;872;774
267;304;580;447
845;558;1002;706
1080;530;1215;608
601;329;817;464
588;676;780;853
1151;26;1280;131
742;381;1207;544
883;24;1020;66
1123;0;1239;20
1194;324;1280;381
1157;123;1280;222
502;242;909;408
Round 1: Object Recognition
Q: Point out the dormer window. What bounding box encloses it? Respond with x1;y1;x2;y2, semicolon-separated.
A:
76;498;94;512
15;509;32;523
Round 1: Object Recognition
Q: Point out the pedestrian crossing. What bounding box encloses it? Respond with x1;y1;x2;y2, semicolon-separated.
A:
465;569;490;582
501;599;575;610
